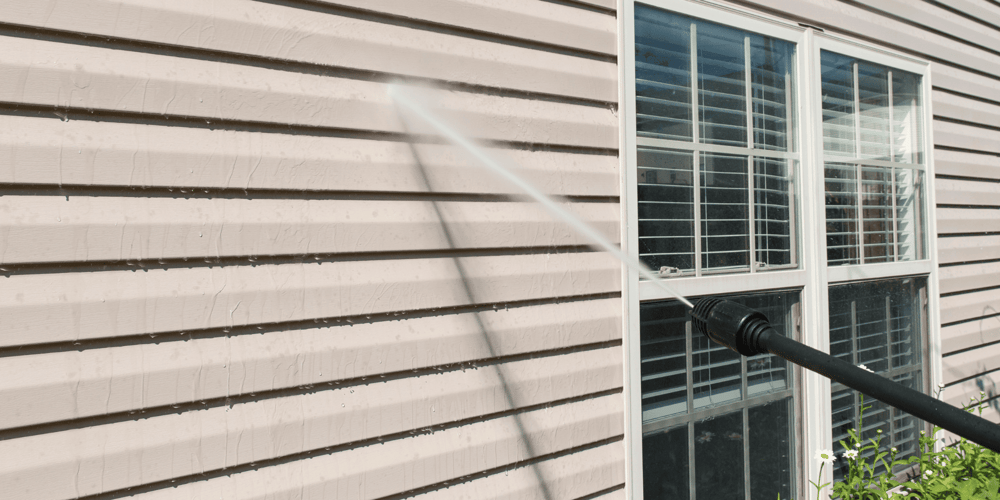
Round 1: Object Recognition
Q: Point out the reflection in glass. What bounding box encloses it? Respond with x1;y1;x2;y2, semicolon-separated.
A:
638;149;695;272
700;154;749;271
895;168;925;261
893;71;923;164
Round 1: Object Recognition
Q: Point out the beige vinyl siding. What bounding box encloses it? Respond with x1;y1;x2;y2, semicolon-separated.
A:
731;0;1000;427
0;1;623;499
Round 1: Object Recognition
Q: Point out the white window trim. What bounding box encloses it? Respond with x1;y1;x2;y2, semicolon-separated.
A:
618;1;941;498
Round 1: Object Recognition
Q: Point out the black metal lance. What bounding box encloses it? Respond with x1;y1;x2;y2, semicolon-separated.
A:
689;298;1000;453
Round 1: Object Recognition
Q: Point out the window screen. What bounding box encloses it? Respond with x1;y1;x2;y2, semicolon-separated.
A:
829;277;927;480
635;5;797;276
640;290;798;500
821;52;926;266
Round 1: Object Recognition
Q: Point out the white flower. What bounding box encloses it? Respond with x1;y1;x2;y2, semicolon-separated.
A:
938;383;946;389
891;447;897;453
855;442;861;448
858;364;874;373
816;449;837;465
844;449;859;460
877;429;883;434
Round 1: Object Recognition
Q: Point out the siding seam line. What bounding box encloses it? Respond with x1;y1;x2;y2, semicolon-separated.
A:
68;392;625;500
255;0;617;61
573;483;627;500
0;184;621;203
371;435;626;500
0;245;604;276
0;291;623;358
0;100;619;155
0;343;624;441
0;22;616;108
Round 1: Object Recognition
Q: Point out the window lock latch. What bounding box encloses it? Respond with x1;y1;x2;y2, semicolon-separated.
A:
658;266;681;277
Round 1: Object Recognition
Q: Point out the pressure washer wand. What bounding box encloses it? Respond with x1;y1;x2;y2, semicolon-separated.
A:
691;298;1000;453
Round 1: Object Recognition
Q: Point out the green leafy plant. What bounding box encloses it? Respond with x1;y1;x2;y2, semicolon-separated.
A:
800;388;1000;500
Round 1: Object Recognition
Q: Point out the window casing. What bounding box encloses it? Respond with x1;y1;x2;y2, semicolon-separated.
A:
622;2;938;499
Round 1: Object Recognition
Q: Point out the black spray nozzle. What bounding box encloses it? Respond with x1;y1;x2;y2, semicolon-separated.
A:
690;298;776;357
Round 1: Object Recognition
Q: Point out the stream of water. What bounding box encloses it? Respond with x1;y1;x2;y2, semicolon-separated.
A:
388;85;694;309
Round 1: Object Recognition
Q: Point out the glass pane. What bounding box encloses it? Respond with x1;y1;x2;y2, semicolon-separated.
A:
695;411;745;500
895;168;925;261
825;162;859;265
698;23;747;147
822;51;857;157
892;370;923;463
740;292;792;396
701;153;749;271
855;293;890;373
892;71;923;164
754;157;793;268
861;165;894;263
891;286;922;369
692;322;742;408
749;399;794;500
635;5;693;141
638;149;695;273
857;62;891;160
643;425;690;500
641;300;690;423
829;296;854;363
750;35;795;151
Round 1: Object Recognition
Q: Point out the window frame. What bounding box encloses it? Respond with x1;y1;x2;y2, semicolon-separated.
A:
619;1;941;499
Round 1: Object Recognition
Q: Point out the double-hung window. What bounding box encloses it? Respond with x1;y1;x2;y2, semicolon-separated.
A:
622;1;937;499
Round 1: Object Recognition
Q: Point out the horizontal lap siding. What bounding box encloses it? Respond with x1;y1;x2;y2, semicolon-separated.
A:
738;0;1000;425
0;1;623;499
